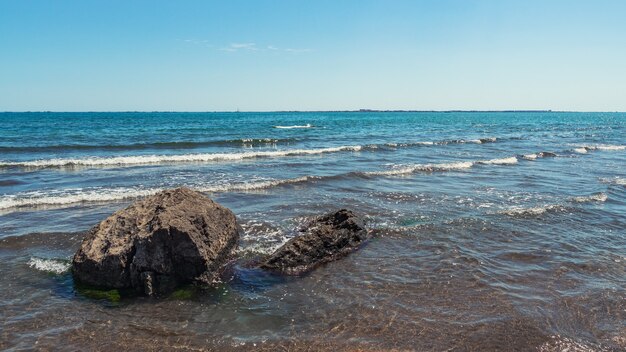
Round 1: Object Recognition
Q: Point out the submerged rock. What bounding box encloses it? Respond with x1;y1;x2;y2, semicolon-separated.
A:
72;187;239;295
261;209;368;274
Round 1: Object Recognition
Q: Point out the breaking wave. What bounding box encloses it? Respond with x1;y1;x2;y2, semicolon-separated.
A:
0;137;504;169
28;257;71;274
573;144;626;153
499;192;608;217
0;149;612;212
273;124;313;129
522;152;558;160
571;192;608;203
367;155;519;177
0;146;363;168
0;177;322;211
477;156;518;165
363;161;475;176
600;177;626;186
0;188;164;210
0;138;297;152
499;204;566;217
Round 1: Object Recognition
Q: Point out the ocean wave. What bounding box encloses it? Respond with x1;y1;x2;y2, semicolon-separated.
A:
0;156;496;211
499;204;565;217
384;141;434;147
0;150;581;211
522;152;558;160
238;220;291;255
574;144;626;153
522;154;538;160
363;161;475;176
437;137;498;145
571;192;608;203
477;156;518;165
0;146;363;168
499;192;608;217
0;188;163;210
273;124;313;129
199;176;320;193
0;138;296;152
0;177;321;211
600;177;626;186
28;257;71;274
0;136;506;169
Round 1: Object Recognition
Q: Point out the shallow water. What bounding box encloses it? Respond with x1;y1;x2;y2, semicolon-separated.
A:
0;112;625;351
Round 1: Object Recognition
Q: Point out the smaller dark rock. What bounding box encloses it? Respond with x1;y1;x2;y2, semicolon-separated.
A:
260;209;368;274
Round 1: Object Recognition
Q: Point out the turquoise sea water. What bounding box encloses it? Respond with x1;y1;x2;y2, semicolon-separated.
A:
0;112;625;350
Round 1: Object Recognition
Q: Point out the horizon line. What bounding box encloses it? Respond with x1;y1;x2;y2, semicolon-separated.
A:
2;109;625;114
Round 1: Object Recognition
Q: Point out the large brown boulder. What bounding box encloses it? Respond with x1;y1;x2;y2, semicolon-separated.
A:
72;187;240;295
260;209;368;274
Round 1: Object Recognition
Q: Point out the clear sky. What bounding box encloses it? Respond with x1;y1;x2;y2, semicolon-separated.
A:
1;0;625;111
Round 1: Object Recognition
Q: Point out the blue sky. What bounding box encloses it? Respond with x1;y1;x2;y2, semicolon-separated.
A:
1;0;625;111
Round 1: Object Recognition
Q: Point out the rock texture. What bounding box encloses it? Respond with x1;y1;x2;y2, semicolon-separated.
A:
261;209;368;274
72;187;240;295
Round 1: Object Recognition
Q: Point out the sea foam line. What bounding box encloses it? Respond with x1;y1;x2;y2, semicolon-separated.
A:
273;124;313;129
364;156;518;177
0;154;522;211
0;146;363;168
600;177;626;186
499;192;608;217
0;138;296;152
0;177;322;211
0;150;585;212
28;257;71;274
0;137;503;169
573;144;626;153
363;161;475;176
0;188;164;210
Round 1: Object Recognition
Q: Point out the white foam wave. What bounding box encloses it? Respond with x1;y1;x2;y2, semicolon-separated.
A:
238;221;291;255
576;144;625;152
478;156;518;165
571;193;608;203
364;154;519;177
573;147;588;154
28;257;71;274
499;204;564;217
500;192;608;217
199;176;319;193
385;141;434;148
273;124;313;129
600;177;626;186
365;161;474;176
0;146;362;168
0;188;163;210
0;176;321;211
522;154;538;160
240;138;280;143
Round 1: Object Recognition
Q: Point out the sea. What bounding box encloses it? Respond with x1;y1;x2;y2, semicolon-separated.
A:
0;111;624;351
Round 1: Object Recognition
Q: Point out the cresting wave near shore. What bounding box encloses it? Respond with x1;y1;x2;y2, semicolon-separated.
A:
0;137;503;168
0;145;619;212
